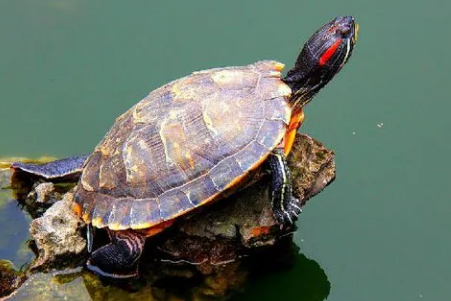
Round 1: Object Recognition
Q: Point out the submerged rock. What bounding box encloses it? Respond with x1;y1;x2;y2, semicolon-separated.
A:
0;167;34;279
3;270;91;301
27;183;60;206
0;260;27;299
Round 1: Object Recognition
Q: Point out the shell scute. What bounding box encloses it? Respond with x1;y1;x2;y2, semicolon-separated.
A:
181;176;220;206
233;141;269;172
208;156;244;191
107;200;132;230
256;119;287;149
211;69;258;90
130;198;162;229
158;190;194;220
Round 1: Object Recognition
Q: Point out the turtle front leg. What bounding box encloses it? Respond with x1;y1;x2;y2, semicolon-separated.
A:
87;229;146;279
268;148;302;225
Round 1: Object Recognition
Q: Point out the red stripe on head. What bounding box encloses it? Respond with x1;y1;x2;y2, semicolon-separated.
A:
319;38;342;66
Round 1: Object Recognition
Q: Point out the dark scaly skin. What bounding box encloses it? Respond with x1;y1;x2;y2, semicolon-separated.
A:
268;148;302;224
12;16;358;279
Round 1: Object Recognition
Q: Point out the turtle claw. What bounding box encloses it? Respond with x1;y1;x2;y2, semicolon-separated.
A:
273;196;302;225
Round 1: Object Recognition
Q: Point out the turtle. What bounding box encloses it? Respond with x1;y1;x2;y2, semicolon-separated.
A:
12;16;358;278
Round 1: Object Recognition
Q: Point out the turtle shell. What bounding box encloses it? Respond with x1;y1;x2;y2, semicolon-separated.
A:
74;60;292;231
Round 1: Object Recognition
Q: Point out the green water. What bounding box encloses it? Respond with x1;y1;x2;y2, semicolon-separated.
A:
1;0;451;300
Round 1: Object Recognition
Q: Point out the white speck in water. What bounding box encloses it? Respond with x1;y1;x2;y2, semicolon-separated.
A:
419;294;423;298
352;131;356;135
377;123;384;128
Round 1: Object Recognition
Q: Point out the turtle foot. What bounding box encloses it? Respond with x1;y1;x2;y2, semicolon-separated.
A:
87;230;145;279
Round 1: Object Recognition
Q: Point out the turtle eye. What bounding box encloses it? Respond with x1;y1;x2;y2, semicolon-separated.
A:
337;27;351;37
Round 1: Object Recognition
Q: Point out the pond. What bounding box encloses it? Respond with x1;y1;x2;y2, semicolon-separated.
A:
1;1;451;300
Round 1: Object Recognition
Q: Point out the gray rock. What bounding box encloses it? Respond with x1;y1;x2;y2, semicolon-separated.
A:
29;193;87;271
27;183;60;204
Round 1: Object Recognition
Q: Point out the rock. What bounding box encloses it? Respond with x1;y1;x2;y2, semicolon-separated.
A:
0;260;27;299
22;182;63;218
29;193;87;271
288;134;335;205
22;181;74;219
27;183;60;205
0;157;70;219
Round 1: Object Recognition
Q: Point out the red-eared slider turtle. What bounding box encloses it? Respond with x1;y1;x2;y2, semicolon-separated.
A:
12;16;358;278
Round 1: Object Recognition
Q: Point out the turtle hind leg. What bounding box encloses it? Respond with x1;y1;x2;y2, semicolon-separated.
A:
11;154;89;181
268;148;302;225
87;230;146;279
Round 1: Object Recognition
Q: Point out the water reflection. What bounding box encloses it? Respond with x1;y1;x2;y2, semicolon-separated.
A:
231;249;330;301
0;167;34;269
3;240;329;301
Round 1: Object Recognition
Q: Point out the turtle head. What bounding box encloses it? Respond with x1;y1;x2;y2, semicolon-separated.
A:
284;16;358;110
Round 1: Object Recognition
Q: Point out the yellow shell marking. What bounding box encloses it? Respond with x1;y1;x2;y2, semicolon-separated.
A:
91;217;104;228
274;62;285;71
211;70;237;86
